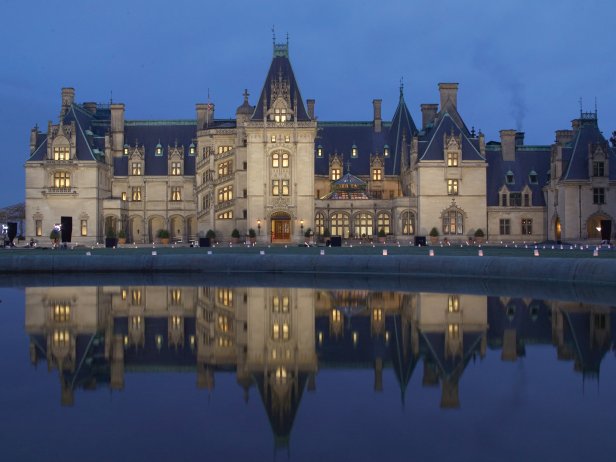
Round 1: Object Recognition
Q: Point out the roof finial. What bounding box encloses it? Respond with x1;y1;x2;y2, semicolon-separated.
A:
110;90;113;105
286;32;289;47
272;25;276;45
594;96;598;116
579;97;583;117
346;161;351;174
243;89;249;103
400;77;404;99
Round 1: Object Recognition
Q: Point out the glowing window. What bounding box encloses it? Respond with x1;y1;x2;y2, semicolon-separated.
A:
53;171;70;188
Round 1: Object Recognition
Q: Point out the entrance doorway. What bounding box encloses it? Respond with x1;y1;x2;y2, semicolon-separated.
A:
271;212;291;242
587;214;612;241
60;216;72;243
554;217;561;242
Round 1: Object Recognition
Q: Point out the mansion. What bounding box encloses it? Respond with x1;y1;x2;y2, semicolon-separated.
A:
25;41;616;244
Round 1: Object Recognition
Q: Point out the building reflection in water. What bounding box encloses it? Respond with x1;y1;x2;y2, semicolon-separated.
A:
25;286;615;443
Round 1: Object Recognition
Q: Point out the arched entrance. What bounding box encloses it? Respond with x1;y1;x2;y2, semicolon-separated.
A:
586;213;612;241
271;212;291;243
129;215;145;244
554;217;561;242
148;216;165;243
169;215;185;242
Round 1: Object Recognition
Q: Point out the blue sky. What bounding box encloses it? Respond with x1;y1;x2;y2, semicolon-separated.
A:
2;0;615;206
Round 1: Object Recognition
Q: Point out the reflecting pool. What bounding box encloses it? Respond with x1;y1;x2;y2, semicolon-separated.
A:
1;281;615;461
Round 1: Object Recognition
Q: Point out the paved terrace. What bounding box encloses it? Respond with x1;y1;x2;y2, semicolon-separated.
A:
0;242;615;286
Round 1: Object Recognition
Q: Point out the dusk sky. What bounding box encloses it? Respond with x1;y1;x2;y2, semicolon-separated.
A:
2;0;615;206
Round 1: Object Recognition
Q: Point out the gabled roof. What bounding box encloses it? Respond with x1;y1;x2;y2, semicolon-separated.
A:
251;44;310;122
562;116;612;180
419;113;483;162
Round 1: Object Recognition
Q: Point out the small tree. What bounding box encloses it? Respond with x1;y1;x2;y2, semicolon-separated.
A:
157;229;170;239
429;227;439;237
117;229;126;239
205;229;216;239
474;228;485;238
248;228;256;238
304;227;312;238
231;229;240;238
105;227;116;239
378;228;386;238
323;228;331;238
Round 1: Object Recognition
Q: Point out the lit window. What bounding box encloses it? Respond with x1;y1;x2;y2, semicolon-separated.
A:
377;213;390;235
383;145;390;157
499;218;511;235
593;162;605;177
218;160;232;176
448;296;460;313
373;308;383;322
35;220;42;237
52;330;70;347
272;153;279;168
217;185;233;202
217;146;232;154
593;187;605;204
351;145;358;158
53;171;70;188
131;162;142;176
448;323;460;339
282;153;289;168
189;143;196;155
53;303;71;322
447;179;458;195
217;288;233;306
274;107;287;123
442;210;464;235
401;211;415;235
171;186;181;201
271;135;276;143
132;187;142;201
272;180;280;196
171;162;181;176
372;168;382;181
217;211;233;219
522;218;533;235
331;168;341;181
447;151;458;167
81;220;87;236
131;290;142;305
218;315;230;333
53;146;70;161
123;145;129;155
122;192;127;201
282;179;289;196
285;135;290;142
317;145;323;157
155;143;163;156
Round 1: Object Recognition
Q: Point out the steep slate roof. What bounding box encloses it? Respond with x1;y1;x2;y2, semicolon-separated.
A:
389;87;418;174
562;116;612;180
418;112;484;162
118;121;197;176
485;145;551;206
251;44;310;122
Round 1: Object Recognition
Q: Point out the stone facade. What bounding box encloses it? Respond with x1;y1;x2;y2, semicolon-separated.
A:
24;42;616;245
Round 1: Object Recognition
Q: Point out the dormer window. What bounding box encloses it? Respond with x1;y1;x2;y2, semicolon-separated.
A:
383;145;389;157
317;145;323;157
189;143;196;156
351;145;358;158
155;143;163;156
123;144;129;156
274;107;287;123
53;146;70;161
506;170;514;184
528;170;538;184
593;161;605;177
447;151;459;167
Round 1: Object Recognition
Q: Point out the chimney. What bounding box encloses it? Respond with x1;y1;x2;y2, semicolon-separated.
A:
515;132;525;146
306;99;315;119
421;104;438;129
373;99;382;132
196;103;207;130
110;103;125;157
571;119;581;132
438;83;458;112
205;103;215;127
61;87;75;116
83;102;97;114
555;129;574;146
30;126;38;154
500;129;517;161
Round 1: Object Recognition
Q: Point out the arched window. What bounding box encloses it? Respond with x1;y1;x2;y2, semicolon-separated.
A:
330;212;350;238
53;171;70;188
272;152;280;168
314;212;325;236
354;213;373;238
377;213;390;235
281;152;289;168
442;208;464;235
401;211;415;235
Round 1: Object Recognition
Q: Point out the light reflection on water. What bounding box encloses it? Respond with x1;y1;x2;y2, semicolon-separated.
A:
1;283;615;461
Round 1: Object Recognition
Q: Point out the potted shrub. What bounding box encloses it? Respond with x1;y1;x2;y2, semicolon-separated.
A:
248;228;257;244
49;229;60;247
117;229;127;245
105;227;118;248
378;228;387;243
205;229;216;239
231;228;240;244
157;229;170;245
474;228;485;244
429;227;439;245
